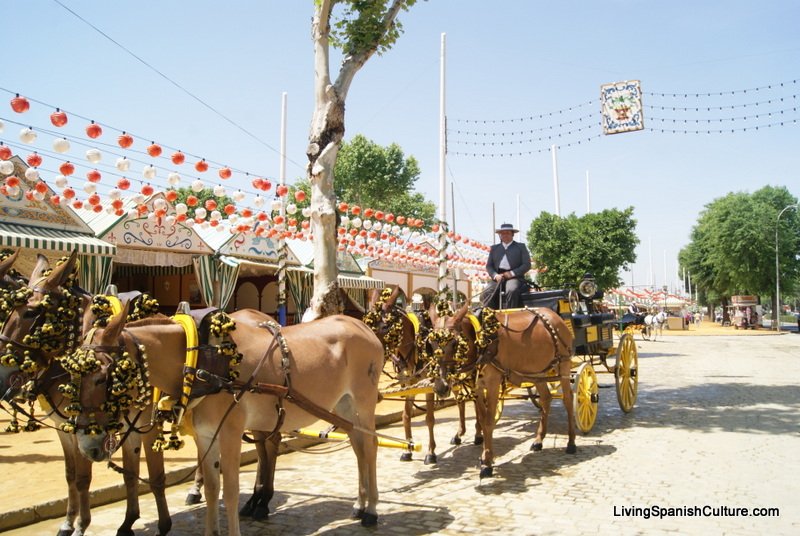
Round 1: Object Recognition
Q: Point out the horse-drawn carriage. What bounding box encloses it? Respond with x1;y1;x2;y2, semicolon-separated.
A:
512;274;639;434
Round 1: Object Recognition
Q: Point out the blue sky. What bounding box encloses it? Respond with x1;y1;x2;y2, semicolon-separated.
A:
2;1;798;290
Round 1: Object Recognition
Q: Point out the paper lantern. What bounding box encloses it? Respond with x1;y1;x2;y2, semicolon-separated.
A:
219;167;232;179
171;151;185;165
54;175;68;189
24;168;39;181
294;190;306;202
83;182;97;194
59;161;75;176
118;132;134;148
0;161;15;175
10;95;29;113
19;127;37;144
205;199;217;211
50;109;68;127
142;165;157;180
191;179;204;192
167;172;181;186
0;145;11;160
53;138;70;153
116;177;131;190
186;195;198;207
147;143;162;157
286;203;297;215
141;184;154;196
213;185;226;197
26;152;42;167
232;190;245;202
86;148;102;164
115;157;131;172
194;159;208;172
86;169;102;183
85;121;103;139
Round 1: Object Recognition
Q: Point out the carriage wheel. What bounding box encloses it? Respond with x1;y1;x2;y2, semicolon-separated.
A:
614;333;639;412
573;362;599;433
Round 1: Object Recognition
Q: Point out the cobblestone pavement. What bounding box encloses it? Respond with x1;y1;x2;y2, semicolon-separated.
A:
3;332;799;535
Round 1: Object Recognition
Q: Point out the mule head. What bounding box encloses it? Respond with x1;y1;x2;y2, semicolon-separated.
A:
424;301;473;398
59;301;150;462
0;251;87;399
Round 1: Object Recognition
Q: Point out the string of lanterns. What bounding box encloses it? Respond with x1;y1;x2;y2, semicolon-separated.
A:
0;90;491;277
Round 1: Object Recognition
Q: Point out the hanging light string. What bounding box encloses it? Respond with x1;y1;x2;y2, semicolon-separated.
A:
644;79;797;98
449;99;598;124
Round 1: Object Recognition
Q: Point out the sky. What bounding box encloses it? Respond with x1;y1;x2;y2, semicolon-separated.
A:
2;0;799;292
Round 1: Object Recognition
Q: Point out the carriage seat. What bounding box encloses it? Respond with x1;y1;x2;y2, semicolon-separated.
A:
520;289;569;312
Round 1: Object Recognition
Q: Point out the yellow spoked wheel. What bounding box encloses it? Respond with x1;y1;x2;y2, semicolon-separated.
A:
573;362;599;434
614;333;639;412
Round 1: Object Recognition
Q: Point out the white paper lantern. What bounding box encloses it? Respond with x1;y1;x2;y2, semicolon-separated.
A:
83;182;97;194
54;175;68;189
154;198;168;211
6;185;19;197
213;185;226;197
191;179;204;192
373;221;382;231
142;165;157;180
340;215;350;227
116;157;131;172
253;195;264;208
33;190;45;201
228;214;239;225
53;138;70;153
286;203;297;215
210;210;222;221
184;218;195;227
127;209;139;218
19;127;37;144
174;202;188;215
363;219;372;230
351;217;362;228
165;215;176;226
108;188;122;200
302;207;312;218
271;199;282;212
24;168;39;181
232;189;245;202
132;193;145;205
195;207;207;219
0;119;4;133
85;148;102;163
167;172;181;186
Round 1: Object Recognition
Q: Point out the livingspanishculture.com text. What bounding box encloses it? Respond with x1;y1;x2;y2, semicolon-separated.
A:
613;505;779;520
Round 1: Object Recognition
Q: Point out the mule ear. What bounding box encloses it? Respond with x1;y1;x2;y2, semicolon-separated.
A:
0;249;19;277
29;254;51;285
101;299;130;345
41;250;79;290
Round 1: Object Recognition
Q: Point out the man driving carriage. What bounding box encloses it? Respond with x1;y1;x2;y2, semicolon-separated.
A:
481;223;531;309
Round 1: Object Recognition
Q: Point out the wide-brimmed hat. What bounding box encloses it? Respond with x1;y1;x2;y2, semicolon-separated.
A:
495;223;518;233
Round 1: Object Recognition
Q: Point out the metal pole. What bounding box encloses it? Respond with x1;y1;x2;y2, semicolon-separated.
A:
277;92;288;326
775;203;798;332
551;144;561;216
438;33;447;225
585;170;591;214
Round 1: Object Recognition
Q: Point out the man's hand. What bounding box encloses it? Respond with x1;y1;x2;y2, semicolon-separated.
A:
494;273;504;283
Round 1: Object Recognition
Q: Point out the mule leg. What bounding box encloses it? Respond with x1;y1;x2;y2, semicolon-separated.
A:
476;369;501;478
219;424;243;536
142;425;172;536
531;380;552;452
55;431;86;536
185;463;203;505
450;400;467;445
240;431;279;520
69;434;94;536
196;433;222;536
400;397;414;461
473;400;484;445
559;363;577;454
116;434;143;536
423;392;437;464
341;396;379;526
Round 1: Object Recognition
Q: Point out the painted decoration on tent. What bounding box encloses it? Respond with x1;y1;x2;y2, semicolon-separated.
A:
220;233;301;264
601;80;644;134
102;217;212;254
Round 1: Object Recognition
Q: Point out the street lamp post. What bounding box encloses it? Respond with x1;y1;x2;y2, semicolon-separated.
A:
775;203;798;332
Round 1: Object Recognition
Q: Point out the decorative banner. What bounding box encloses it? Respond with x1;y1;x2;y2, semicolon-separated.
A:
600;80;644;134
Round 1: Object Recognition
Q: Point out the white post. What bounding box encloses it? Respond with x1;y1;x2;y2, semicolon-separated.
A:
277;91;288;325
585;170;591;213
551;144;561;216
438;33;447;291
775;204;798;332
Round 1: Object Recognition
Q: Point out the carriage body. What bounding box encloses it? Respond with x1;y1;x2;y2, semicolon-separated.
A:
513;275;638;434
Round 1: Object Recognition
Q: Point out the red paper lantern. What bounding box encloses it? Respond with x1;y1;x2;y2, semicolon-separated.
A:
141;184;154;196
10;94;29;113
62;187;76;199
205;199;217;211
59;161;75;176
118;132;134;148
397;215;406;225
147;143;162;157
261;179;272;191
165;190;178;202
86;169;102;183
85;121;103;139
294;190;306;202
0;145;11;160
224;204;236;215
24;191;34;201
351;205;361;215
186;195;198;207
112;199;124;210
338;202;349;212
219;167;232;180
364;208;374;218
171;151;185;165
385;213;395;223
273;215;285;225
256;212;268;222
276;185;288;197
26;152;42;167
34;181;48;194
195;159;208;172
50;109;68;127
374;211;384;220
251;177;264;190
175;213;187;222
49;195;61;205
71;200;83;210
88;193;101;206
92;204;103;213
117;177;131;190
5;176;20;188
241;208;252;218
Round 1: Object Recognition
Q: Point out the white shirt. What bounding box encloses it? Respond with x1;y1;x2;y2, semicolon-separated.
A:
498;242;512;270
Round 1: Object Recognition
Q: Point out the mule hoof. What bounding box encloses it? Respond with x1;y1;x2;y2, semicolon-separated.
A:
115;530;135;536
450;435;462;445
185;492;202;505
566;441;577;454
531;442;543;452
399;451;412;462
360;512;379;527
57;531;73;536
424;454;437;465
479;465;493;478
352;507;365;519
474;435;484;446
251;504;270;520
239;496;255;517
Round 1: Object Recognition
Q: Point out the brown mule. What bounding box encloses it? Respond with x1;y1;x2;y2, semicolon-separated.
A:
72;308;383;536
426;304;575;478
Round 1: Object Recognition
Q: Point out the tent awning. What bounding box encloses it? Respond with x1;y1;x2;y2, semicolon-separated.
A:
289;266;384;290
0;222;116;256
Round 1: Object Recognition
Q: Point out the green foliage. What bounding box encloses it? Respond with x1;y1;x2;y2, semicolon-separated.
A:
326;0;417;57
527;208;639;291
679;185;799;300
333;134;435;224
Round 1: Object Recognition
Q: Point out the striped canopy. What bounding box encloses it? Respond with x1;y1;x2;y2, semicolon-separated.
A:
0;222;116;256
